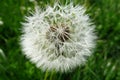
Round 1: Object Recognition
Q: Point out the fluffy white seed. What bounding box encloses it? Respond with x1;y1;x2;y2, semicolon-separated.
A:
20;3;97;72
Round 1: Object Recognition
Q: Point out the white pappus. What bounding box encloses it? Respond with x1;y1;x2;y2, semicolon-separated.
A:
20;3;97;72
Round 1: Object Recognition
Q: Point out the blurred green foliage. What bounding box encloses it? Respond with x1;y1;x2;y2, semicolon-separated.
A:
0;0;120;80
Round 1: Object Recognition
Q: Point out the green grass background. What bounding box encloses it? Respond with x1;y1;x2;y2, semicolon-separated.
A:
0;0;120;80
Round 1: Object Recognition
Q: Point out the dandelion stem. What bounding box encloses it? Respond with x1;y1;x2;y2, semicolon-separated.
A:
50;70;56;80
44;70;49;80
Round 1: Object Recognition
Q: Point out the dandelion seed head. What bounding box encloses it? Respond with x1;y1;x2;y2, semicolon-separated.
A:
20;3;97;72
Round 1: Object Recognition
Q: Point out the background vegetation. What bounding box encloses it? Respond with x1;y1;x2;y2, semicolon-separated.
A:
0;0;120;80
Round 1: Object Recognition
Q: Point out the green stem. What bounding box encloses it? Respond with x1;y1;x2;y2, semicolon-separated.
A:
44;70;49;80
50;70;56;80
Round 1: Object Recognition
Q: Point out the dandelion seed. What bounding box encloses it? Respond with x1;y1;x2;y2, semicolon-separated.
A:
20;3;97;72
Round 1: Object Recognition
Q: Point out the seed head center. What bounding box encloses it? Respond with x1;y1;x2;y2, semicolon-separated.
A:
46;24;70;42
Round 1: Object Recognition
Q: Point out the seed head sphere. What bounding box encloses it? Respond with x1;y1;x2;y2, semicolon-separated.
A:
20;3;96;72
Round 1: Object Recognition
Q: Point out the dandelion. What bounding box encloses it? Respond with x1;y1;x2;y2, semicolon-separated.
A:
20;3;96;72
